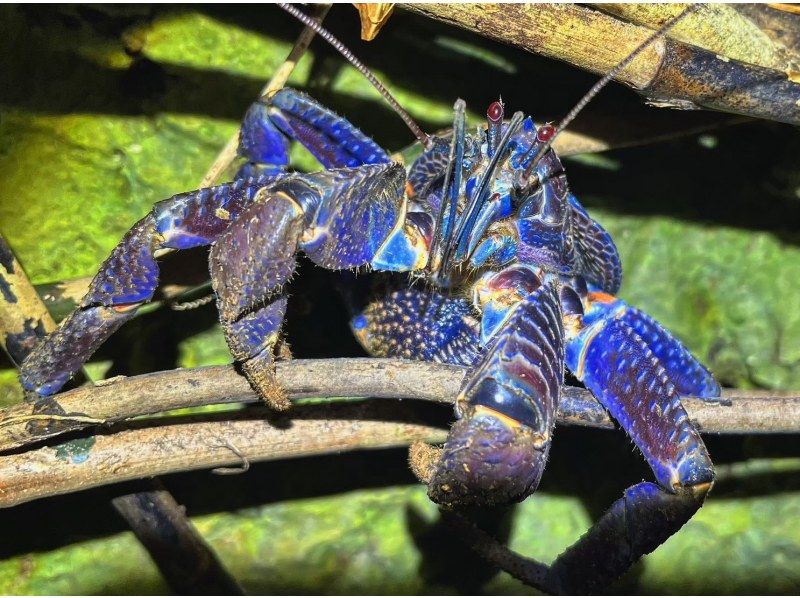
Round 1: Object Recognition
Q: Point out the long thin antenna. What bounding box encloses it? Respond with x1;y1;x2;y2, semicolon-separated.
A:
279;3;431;149
523;3;701;180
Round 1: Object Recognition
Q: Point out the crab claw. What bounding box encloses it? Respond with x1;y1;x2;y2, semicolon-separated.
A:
421;405;549;508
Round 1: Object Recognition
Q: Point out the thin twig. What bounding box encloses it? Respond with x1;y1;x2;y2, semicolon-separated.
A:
441;511;551;593
2;359;799;454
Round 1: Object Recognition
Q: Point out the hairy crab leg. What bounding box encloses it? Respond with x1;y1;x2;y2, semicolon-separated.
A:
207;160;405;407
19;175;279;398
419;267;564;507
21;84;406;399
553;293;717;592
208;193;304;410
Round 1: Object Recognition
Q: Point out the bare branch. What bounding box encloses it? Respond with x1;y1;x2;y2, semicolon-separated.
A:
2;360;799;508
3;359;799;455
0;402;447;508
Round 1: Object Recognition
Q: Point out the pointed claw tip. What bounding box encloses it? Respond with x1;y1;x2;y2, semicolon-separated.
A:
408;441;442;484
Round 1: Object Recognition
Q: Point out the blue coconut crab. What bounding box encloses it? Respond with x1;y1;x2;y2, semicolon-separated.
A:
19;9;722;594
20;85;722;592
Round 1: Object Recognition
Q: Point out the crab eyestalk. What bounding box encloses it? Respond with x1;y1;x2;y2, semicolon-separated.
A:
420;404;550;508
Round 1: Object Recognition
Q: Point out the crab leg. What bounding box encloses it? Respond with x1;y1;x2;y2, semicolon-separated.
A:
208;194;304;410
551;295;716;593
423;267;564;508
350;287;480;367
237;88;391;179
20;175;281;397
568;194;622;295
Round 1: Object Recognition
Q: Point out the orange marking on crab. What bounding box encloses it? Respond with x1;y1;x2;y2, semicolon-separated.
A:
587;291;617;304
110;303;140;314
472;404;524;430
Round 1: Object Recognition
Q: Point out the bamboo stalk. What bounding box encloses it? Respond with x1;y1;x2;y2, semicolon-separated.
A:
401;3;800;125
593;3;799;72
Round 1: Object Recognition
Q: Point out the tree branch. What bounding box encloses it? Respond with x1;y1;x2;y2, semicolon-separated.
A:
2;359;799;508
0;401;447;508
3;359;799;455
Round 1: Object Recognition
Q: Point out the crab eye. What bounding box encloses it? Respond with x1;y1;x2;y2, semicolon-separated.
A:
486;101;503;123
536;123;555;143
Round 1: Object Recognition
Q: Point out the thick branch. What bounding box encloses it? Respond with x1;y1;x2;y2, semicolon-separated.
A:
3;359;799;454
402;3;800;125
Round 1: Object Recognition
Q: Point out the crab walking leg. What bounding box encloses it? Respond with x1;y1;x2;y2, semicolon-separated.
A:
236;88;392;180
21;160;408;400
350;287;481;367
552;299;715;593
616;303;720;398
209;194;304;410
424;274;564;508
581;294;721;399
211;163;408;407
19;176;286;397
567;193;622;295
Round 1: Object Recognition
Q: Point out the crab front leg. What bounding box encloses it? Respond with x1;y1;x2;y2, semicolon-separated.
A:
21;87;399;399
415;265;564;507
546;293;717;593
20;175;279;397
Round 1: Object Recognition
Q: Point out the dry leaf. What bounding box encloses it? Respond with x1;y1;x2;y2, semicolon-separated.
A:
354;3;395;41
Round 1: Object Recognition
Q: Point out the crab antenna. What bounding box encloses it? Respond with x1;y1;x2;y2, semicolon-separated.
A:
279;3;432;149
522;3;701;181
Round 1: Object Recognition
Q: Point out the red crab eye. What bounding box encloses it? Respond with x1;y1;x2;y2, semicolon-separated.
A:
487;101;503;123
537;123;556;143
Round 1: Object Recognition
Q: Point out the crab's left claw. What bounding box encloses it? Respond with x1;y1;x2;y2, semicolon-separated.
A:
418;270;563;508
